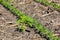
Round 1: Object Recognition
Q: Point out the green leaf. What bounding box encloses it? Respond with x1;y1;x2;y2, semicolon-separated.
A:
21;15;27;23
26;16;34;23
16;19;21;25
9;0;14;3
27;22;33;27
18;25;26;32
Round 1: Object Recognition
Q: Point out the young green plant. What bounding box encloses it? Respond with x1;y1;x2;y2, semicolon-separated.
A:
0;0;60;40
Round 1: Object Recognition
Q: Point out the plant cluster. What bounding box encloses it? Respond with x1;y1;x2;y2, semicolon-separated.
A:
0;0;60;40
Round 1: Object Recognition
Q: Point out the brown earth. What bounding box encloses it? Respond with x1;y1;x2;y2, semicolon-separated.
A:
0;0;60;40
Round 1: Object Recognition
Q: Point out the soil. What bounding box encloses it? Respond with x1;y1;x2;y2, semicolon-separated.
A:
0;0;60;40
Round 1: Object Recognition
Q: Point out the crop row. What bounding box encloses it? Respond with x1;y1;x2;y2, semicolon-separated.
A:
0;0;60;40
35;0;60;11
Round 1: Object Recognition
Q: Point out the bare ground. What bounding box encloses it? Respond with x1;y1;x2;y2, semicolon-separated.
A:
0;0;60;40
0;4;46;40
9;0;60;37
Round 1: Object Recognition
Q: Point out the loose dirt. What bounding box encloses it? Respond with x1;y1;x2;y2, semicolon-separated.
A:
0;0;60;40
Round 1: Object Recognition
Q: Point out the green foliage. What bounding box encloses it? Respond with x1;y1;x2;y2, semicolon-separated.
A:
9;0;14;3
0;0;60;40
0;0;1;3
20;15;27;23
18;25;26;32
35;0;60;11
16;19;21;25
